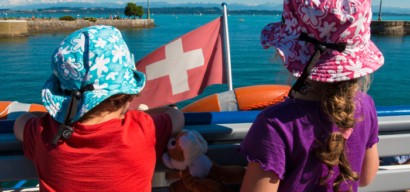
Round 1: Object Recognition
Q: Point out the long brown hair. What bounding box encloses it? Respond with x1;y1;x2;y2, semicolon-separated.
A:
78;94;135;123
314;76;371;191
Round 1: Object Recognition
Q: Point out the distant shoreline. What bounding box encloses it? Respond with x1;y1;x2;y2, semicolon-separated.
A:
1;19;409;37
0;18;155;37
2;7;410;18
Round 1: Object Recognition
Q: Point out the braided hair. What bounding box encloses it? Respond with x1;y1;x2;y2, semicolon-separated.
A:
315;77;364;192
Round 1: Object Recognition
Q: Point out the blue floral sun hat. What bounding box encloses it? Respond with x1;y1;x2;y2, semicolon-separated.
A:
42;25;146;124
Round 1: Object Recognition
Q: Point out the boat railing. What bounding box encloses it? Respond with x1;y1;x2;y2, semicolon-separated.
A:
1;107;410;191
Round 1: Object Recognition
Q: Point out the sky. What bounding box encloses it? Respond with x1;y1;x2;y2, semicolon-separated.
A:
0;0;409;9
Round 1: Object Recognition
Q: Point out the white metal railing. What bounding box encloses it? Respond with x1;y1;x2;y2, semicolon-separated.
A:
1;114;410;191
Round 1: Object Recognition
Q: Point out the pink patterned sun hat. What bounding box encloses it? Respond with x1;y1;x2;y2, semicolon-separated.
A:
261;0;384;82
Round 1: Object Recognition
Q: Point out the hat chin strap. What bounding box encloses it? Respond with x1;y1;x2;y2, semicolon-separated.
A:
288;33;346;98
51;84;94;145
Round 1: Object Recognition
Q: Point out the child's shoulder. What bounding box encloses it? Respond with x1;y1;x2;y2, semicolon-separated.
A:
262;97;314;114
358;92;375;102
356;92;376;108
259;98;300;119
31;112;55;126
125;110;153;123
126;109;150;117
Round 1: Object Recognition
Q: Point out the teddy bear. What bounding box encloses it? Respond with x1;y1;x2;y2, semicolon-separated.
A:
162;129;246;192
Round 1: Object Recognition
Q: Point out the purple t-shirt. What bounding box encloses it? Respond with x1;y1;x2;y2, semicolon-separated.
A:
240;92;379;192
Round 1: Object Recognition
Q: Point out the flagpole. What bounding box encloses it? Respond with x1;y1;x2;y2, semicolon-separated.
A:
221;2;233;91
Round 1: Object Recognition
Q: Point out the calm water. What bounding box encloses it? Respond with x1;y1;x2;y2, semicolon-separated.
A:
0;14;410;107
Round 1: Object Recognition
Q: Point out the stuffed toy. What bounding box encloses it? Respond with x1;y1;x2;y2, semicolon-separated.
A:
162;129;246;192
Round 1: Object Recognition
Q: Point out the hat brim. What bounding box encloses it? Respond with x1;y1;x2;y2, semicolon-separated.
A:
42;70;146;123
260;22;384;82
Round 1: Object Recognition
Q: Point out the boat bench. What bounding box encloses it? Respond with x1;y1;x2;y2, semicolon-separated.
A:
2;107;410;192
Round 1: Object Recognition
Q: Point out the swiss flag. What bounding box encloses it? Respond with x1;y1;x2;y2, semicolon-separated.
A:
130;17;226;109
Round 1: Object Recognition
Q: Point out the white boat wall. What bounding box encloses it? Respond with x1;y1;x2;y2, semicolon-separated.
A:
1;105;410;191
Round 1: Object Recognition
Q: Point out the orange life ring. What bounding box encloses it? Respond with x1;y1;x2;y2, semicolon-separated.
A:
0;101;46;120
182;85;291;112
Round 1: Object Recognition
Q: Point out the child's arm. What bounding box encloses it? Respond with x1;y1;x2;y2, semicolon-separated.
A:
240;162;280;192
13;112;37;142
144;106;185;135
359;143;379;187
144;106;185;158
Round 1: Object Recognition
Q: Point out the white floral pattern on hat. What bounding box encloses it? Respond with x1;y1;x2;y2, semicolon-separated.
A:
42;25;146;123
261;0;384;82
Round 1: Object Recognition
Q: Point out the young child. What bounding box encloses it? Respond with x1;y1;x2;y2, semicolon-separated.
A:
240;1;384;192
13;25;184;192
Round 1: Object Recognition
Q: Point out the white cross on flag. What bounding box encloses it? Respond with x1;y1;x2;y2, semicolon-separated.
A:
130;17;226;109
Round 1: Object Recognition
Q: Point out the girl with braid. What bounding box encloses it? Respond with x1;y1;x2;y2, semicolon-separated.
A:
239;0;384;191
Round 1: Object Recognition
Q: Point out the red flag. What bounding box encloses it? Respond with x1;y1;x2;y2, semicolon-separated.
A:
130;17;226;109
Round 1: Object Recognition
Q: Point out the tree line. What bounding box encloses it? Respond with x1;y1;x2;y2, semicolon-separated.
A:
124;2;144;19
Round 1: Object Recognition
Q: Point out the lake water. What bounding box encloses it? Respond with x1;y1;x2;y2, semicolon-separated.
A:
0;14;410;107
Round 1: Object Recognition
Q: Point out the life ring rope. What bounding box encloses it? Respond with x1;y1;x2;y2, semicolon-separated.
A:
182;85;291;112
0;101;19;118
0;101;46;120
240;94;287;111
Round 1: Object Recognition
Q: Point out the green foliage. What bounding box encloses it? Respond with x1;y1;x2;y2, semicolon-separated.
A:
124;2;137;18
84;17;97;22
124;2;144;19
135;6;144;18
59;16;76;21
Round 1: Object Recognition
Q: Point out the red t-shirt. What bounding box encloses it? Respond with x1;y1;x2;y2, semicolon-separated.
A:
23;110;172;192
